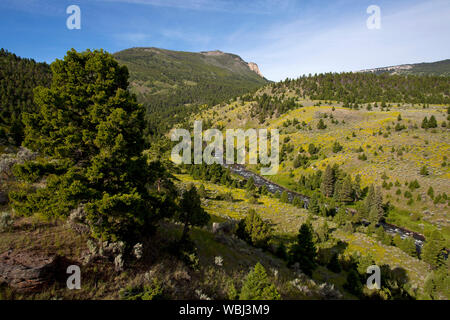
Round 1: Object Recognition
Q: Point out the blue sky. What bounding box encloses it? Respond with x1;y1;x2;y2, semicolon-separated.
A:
0;0;449;81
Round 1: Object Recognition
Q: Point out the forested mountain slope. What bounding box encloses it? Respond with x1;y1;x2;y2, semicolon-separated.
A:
113;47;269;136
0;48;268;143
0;49;51;146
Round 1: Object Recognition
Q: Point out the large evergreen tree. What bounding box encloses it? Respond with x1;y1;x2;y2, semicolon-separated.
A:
364;185;384;223
11;49;175;243
339;176;354;203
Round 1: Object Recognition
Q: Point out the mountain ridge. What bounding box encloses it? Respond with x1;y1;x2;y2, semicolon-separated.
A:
113;47;269;135
359;58;450;76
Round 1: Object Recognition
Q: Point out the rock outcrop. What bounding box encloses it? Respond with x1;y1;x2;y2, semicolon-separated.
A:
0;251;75;292
247;62;264;77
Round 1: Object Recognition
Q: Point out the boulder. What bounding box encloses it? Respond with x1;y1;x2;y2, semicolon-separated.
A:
212;220;238;235
0;250;75;292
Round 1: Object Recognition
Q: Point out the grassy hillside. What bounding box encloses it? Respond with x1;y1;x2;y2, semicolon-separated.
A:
191;78;450;237
114;48;269;136
1;49;448;301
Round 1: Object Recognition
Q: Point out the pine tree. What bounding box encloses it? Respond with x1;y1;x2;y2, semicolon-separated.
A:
333;207;348;226
308;193;320;215
420;166;429;176
422;231;445;268
339;176;354;203
421;117;429;129
239;263;281;300
317;119;327;130
428;115;437;128
364;185;384;222
332;141;343;153
321;165;334;197
316;220;330;243
260;185;268;195
11;49;175;242
427;186;434;199
356;254;375;276
245;177;256;191
179;185;210;241
289;222;317;276
280;191;289;203
373;187;384;220
236;209;272;249
400;237;417;257
364;185;375;218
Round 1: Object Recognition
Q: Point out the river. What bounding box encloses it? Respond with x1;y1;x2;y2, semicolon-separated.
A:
224;164;427;252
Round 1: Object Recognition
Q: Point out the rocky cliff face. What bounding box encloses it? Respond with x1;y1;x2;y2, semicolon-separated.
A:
247;62;263;77
200;50;264;78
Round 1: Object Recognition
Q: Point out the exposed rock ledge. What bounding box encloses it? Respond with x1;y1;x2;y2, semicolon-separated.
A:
0;250;75;292
247;62;263;77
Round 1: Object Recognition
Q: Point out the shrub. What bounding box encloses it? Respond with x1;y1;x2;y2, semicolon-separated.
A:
344;269;362;296
358;153;367;161
420;166;429;176
197;184;208;198
0;211;13;232
327;253;342;273
332;141;343;153
120;278;164;300
275;243;287;260
221;192;234;202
